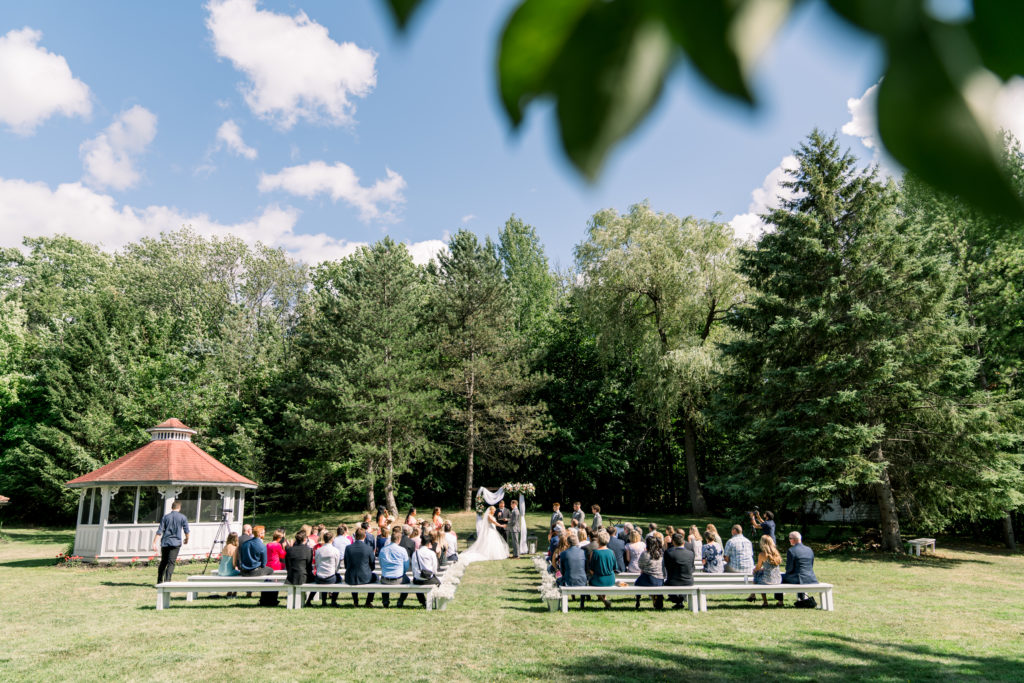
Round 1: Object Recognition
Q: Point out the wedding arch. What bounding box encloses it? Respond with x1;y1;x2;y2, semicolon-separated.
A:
474;482;534;555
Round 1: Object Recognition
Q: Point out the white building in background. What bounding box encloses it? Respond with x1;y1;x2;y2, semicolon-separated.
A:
65;418;257;562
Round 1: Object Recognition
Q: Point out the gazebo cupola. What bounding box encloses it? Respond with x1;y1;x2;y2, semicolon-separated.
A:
65;418;257;563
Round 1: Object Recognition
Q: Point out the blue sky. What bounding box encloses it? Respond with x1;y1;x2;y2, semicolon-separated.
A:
0;0;887;267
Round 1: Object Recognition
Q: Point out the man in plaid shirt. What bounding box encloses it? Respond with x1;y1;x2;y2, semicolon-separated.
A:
723;524;754;573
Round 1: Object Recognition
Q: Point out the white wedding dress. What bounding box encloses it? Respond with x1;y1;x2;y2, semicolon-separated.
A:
461;513;509;563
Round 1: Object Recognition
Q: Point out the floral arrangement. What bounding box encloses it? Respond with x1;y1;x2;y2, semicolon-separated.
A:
474;493;486;515
502;482;535;497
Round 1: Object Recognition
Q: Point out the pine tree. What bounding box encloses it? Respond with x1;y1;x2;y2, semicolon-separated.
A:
430;230;549;510
724;131;1023;550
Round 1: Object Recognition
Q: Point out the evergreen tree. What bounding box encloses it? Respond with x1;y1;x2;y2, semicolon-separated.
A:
497;215;557;345
723;131;1023;550
294;238;439;516
430;230;549;510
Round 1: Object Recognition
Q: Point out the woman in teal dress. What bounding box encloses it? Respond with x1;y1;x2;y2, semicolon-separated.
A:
218;532;241;576
587;531;617;608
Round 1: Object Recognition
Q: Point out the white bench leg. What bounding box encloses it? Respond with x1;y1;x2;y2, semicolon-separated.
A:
699;592;707;612
827;589;834;611
426;593;433;611
561;595;568;613
187;590;195;602
157;590;165;611
295;591;304;610
689;594;698;613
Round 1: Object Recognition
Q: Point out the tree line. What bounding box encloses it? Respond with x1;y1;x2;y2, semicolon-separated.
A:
1;131;1021;551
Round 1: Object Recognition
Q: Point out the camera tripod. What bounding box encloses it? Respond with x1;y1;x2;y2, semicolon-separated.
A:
201;509;234;575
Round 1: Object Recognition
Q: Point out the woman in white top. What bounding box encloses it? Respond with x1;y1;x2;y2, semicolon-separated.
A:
443;521;458;562
685;524;703;566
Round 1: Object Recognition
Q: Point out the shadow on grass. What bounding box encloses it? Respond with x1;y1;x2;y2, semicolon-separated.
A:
821;551;991;569
0;557;58;568
101;581;152;587
514;632;1023;681
2;530;75;544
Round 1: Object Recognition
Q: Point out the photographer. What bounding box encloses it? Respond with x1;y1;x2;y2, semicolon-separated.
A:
748;508;776;543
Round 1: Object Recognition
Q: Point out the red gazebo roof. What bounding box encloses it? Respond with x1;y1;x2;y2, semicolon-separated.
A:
66;419;256;489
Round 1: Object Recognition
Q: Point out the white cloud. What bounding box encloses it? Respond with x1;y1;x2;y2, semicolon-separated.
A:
404;238;447;265
80;106;157;191
206;0;377;129
216;119;257;159
259;161;406;222
0;27;92;134
728;155;799;241
842;83;878;150
0;176;440;266
460;214;476;223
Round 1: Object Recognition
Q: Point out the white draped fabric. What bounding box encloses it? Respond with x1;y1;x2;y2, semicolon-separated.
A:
474;486;528;555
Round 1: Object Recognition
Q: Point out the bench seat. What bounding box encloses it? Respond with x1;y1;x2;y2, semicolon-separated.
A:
291;582;436;610
614;572;753;584
155;581;292;610
556;585;701;613
696;582;834;611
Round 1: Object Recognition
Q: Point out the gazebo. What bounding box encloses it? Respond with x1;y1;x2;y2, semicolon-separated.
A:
65;418;257;563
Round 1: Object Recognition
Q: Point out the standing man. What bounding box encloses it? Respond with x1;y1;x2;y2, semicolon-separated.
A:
750;510;777;544
495;500;511;542
781;531;818;606
590;504;603;532
508;499;522;558
550;502;564;529
238;525;273;577
571;502;585;528
152;499;189;583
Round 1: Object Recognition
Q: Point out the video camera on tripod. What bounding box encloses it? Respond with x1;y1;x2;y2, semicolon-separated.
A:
201;506;235;575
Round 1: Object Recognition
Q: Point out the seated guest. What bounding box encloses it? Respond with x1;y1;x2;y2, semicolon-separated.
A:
312;531;341;607
781;531;818;605
266;530;287;571
546;526;563;559
239;524;253;546
587;530;616;608
645;522;658;540
702;530;724;573
375;525;389;556
399;525;417;558
378;527;411;608
238;525;273;576
300;524;315;548
634;535;666;610
344;527;376;607
724;524;754;574
685;525;703;565
443;521;459;563
550;534;571;575
617;522;633;542
218;532;241;577
705;523;722;545
751;535;783;606
284;529;313;586
664;532;695;609
605;526;627;574
332;524;352;556
625;529;645;573
412;530;442;606
557;535;588;591
577;527;590;549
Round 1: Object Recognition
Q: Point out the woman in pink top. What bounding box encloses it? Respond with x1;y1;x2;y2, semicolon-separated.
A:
266;530;287;571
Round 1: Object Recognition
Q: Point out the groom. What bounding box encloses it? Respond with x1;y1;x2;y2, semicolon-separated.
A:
507;499;521;559
495;500;510;543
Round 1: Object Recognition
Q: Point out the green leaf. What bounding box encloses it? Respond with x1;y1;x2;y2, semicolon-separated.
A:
382;0;428;31
877;23;1024;218
497;0;592;126
552;2;676;180
970;0;1024;80
657;0;795;105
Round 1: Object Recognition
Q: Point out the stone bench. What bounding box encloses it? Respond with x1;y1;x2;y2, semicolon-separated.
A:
556;584;701;613
156;581;293;610
905;538;936;556
696;582;834;611
291;582;437;610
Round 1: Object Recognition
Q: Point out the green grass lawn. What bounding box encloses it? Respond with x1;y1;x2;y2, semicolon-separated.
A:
0;511;1021;682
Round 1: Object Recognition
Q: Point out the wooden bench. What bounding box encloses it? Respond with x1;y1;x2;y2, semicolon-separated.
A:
696;582;834;611
155;581;293;610
905;538;936;556
556;585;701;613
291;582;436;610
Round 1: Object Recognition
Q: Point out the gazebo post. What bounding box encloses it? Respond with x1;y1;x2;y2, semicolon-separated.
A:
97;487;112;558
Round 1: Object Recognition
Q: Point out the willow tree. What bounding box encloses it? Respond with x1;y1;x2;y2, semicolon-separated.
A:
574;202;745;513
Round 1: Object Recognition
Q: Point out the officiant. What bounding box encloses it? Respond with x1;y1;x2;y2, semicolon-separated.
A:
495;500;511;541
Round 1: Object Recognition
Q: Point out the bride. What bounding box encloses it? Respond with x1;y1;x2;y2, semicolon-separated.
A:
461;505;509;563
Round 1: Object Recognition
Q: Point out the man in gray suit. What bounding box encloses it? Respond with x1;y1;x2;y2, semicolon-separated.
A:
508;499;522;558
781;530;818;605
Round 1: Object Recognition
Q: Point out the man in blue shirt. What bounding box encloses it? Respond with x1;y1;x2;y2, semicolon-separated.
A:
238;525;273;576
377;527;411;608
152;500;190;583
750;510;777;543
